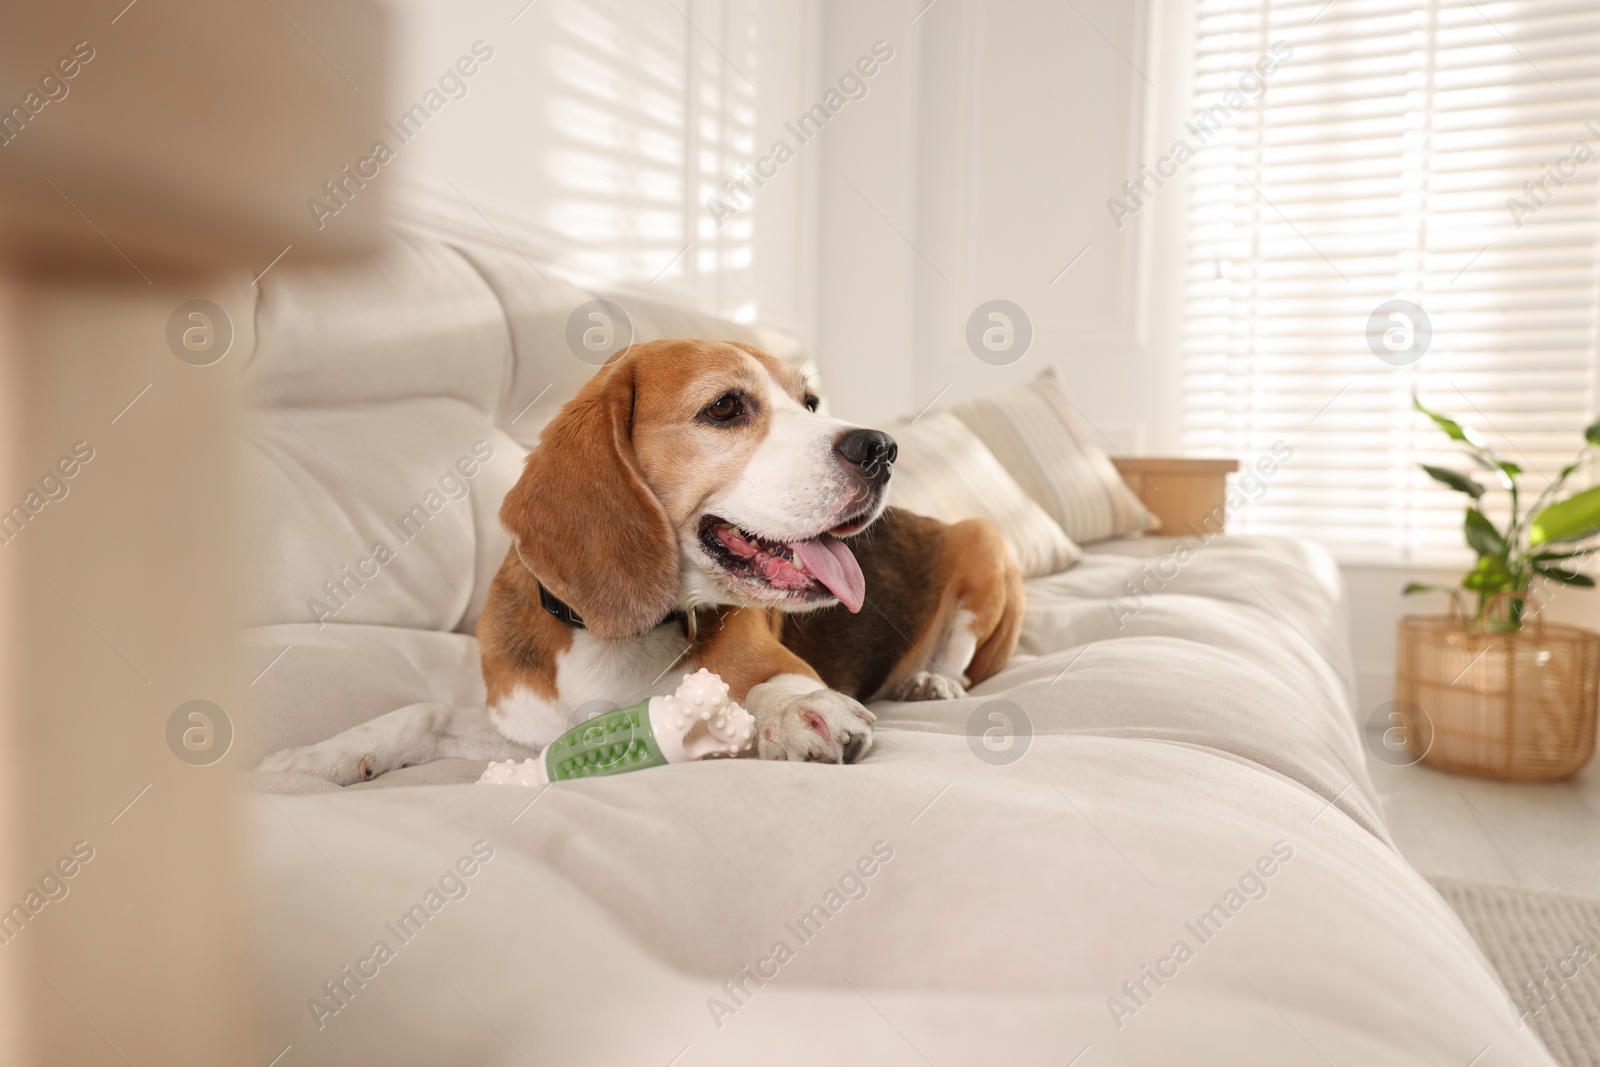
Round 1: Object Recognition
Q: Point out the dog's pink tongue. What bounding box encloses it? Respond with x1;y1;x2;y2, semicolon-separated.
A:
789;534;865;613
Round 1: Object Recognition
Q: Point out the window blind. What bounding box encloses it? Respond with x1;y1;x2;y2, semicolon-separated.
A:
388;0;763;319
1181;0;1600;565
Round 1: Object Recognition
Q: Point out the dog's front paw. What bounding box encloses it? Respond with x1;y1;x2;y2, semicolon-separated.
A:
748;681;875;764
888;670;966;702
257;741;378;786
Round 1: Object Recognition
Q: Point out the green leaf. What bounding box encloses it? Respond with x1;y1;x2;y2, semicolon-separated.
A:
1404;582;1454;596
1543;463;1581;500
1403;582;1468;619
1530;484;1600;546
1498;460;1522;480
1532;548;1593;563
1529;463;1584;523
1534;565;1596;588
1464;507;1507;560
1414;396;1490;450
1462;555;1515;594
1585;418;1600;446
1420;465;1484;498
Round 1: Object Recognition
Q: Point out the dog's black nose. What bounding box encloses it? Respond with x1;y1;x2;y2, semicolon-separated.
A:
835;428;897;486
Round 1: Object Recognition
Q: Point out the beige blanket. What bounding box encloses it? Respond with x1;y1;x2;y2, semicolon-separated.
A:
245;536;1553;1066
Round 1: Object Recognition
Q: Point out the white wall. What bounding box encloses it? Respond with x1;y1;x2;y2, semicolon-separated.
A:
811;0;1187;445
811;2;923;421
373;0;822;335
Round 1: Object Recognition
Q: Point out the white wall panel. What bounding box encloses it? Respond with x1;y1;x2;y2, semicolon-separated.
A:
377;0;820;338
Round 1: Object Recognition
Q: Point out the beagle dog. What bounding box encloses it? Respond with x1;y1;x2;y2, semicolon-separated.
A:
260;339;1022;783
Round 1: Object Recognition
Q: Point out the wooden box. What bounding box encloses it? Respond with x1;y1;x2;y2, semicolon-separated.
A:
1113;457;1240;535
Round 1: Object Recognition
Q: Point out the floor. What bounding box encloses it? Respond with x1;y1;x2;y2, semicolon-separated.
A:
1368;755;1600;899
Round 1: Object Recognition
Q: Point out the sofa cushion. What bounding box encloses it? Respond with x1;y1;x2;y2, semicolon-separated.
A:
245;235;523;634
247;233;510;412
451;241;815;448
950;367;1158;543
888;412;1082;578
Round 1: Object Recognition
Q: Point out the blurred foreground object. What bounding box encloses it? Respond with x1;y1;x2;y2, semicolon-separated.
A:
0;2;385;1063
0;0;385;272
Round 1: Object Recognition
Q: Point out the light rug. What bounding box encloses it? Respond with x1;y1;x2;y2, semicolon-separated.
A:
1432;876;1600;1067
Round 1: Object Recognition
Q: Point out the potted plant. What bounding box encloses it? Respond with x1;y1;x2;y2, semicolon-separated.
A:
1393;397;1599;780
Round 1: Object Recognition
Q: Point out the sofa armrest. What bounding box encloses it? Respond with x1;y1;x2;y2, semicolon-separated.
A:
1113;457;1240;536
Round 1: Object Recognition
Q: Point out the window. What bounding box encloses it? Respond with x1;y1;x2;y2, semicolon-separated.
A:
541;0;759;311
1181;0;1600;564
386;0;766;320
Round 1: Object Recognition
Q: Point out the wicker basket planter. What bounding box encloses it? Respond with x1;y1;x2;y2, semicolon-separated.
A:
1395;609;1599;781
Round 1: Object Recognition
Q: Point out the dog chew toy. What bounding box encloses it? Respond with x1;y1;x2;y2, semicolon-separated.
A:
478;668;756;785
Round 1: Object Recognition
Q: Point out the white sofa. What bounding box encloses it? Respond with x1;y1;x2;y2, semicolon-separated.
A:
241;234;1553;1066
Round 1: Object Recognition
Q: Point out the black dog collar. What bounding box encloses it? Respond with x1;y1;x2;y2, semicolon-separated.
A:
537;582;589;629
518;540;692;637
535;580;691;638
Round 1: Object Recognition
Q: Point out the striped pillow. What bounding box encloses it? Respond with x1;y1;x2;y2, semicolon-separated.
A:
949;368;1156;544
887;412;1082;578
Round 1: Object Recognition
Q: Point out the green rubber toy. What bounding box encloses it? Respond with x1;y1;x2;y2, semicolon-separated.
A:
478;668;756;785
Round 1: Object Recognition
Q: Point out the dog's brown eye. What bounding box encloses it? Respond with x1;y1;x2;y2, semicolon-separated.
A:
804;395;820;413
703;393;743;422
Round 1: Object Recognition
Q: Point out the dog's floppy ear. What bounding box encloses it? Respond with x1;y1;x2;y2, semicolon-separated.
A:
500;357;680;639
